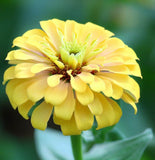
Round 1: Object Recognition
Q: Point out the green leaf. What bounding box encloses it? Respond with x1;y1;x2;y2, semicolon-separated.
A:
84;129;153;160
35;128;153;160
34;129;74;160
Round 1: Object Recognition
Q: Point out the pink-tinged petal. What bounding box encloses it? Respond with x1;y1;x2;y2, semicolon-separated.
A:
45;81;68;106
54;85;75;120
74;102;94;130
31;101;53;130
76;85;94;105
18;101;35;119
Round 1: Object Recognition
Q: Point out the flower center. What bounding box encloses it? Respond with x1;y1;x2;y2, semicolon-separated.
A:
50;65;81;82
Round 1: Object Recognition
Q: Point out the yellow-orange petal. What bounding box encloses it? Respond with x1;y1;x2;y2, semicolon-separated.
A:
88;93;103;115
27;76;48;102
74;102;94;130
76;85;94;105
60;115;81;136
31;101;53;130
18;100;35;119
45;82;68;105
47;74;63;87
54;85;75;120
3;66;15;84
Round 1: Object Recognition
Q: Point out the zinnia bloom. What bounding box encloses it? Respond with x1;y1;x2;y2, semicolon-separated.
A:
3;19;141;135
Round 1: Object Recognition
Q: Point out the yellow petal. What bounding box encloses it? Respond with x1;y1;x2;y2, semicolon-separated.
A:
45;82;68;105
96;77;113;97
54;85;75;120
31;101;53;130
13;36;42;54
102;65;130;75
111;83;123;99
101;38;125;56
6;79;20;109
127;64;142;78
96;95;116;129
47;74;63;87
3;66;15;84
18;101;35;119
78;72;94;84
27;76;48;102
65;20;76;41
107;98;122;123
69;72;87;92
68;54;78;69
76;85;94;105
89;76;105;92
88;93;103;115
74;102;94;130
12;80;31;106
15;63;35;78
31;63;53;73
23;29;46;37
121;92;137;114
98;72;140;101
40;19;63;51
60;115;81;135
82;64;100;72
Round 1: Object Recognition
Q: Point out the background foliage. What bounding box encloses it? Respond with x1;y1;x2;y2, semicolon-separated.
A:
0;0;155;159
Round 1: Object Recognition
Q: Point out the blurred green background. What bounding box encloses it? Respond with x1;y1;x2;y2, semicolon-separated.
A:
0;0;155;159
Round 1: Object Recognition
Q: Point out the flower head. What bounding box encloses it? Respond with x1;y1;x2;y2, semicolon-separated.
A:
3;19;141;135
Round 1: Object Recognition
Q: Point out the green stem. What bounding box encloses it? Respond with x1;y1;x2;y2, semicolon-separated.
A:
70;135;83;160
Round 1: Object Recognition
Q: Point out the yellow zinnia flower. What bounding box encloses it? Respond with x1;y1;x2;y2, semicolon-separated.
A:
3;19;141;135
